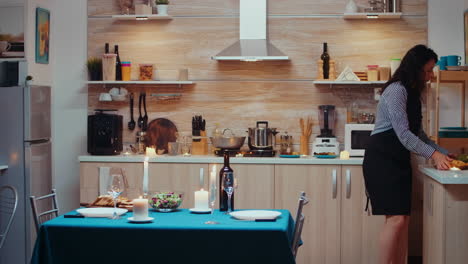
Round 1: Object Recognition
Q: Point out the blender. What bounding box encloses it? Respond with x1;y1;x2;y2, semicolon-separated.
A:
312;105;340;155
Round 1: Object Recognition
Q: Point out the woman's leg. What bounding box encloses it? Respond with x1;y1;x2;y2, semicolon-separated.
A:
379;215;408;264
396;216;410;264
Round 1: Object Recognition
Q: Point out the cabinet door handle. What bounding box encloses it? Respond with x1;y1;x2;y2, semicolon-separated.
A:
332;169;337;199
346;169;351;199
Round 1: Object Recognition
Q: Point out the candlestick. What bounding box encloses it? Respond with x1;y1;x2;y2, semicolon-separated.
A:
210;165;216;187
143;156;149;196
340;150;350;160
133;197;148;220
146;147;156;158
194;188;209;209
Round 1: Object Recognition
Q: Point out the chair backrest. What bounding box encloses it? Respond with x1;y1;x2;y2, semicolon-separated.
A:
0;185;18;250
291;191;309;258
30;189;59;233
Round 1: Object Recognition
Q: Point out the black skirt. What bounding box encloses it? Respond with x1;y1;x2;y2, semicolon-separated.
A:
362;129;412;215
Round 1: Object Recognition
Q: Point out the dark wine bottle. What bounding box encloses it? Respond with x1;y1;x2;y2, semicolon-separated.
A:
114;45;122;81
105;43;109;54
219;151;234;211
321;42;330;79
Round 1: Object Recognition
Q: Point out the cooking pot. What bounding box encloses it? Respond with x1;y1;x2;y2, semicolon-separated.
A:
248;121;277;150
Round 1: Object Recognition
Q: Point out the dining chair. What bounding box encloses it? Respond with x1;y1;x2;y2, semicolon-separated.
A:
291;191;309;259
30;189;59;233
0;185;18;249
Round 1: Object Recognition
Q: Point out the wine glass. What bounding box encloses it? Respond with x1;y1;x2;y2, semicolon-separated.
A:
222;173;235;214
205;182;219;224
107;170;125;219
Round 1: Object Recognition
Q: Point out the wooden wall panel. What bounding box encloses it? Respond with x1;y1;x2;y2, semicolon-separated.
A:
88;17;426;80
87;0;428;152
88;0;426;16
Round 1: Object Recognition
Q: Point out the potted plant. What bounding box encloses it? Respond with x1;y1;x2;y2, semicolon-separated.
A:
155;0;169;15
86;57;102;81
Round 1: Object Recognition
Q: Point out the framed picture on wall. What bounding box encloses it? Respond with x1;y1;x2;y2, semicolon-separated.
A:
35;7;50;64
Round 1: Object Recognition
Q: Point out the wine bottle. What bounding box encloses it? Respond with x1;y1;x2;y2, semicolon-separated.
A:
219;151;234;211
105;43;109;54
321;42;330;79
114;45;122;81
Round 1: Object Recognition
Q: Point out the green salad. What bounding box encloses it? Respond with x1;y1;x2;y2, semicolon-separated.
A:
457;154;468;163
149;192;183;209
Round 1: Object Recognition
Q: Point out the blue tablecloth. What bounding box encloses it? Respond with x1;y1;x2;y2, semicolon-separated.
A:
31;209;295;264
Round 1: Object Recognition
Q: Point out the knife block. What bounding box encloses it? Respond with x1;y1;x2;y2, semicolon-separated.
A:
192;131;208;155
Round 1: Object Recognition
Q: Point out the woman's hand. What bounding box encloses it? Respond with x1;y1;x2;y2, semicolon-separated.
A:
431;151;453;170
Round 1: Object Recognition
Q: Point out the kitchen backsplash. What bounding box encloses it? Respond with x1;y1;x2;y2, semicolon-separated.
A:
87;0;427;148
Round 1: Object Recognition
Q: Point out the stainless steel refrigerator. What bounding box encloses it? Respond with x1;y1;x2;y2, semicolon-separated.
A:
0;60;52;264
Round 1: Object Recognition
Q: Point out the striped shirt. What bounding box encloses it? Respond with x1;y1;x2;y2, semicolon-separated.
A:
372;82;448;159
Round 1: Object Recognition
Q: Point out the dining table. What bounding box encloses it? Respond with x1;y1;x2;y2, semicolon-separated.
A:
31;208;296;264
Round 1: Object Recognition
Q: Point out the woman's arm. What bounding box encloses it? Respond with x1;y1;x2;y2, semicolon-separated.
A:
418;129;449;155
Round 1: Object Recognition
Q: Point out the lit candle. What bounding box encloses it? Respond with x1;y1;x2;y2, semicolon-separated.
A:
146;147;156;157
133;196;148;220
340;150;350;160
194;188;209;209
143;156;149;195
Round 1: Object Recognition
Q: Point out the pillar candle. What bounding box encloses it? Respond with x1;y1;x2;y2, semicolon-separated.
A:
133;197;148;220
194;188;209;209
143;157;149;195
340;150;350;160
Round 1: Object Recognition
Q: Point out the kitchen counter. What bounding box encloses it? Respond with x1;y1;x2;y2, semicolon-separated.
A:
419;166;468;184
78;155;363;165
0;165;8;170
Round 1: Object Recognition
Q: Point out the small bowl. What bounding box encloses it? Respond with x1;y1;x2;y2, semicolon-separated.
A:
149;191;184;212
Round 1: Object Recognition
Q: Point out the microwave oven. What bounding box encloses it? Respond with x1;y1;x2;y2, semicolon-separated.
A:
345;124;375;156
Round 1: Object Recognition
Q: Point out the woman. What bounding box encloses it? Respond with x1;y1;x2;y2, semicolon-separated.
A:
363;44;452;264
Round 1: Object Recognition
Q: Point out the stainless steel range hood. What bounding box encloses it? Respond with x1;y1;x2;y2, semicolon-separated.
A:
211;0;289;61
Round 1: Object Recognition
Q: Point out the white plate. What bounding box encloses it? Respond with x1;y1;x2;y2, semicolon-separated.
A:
127;216;154;223
189;208;212;214
76;208;128;218
229;210;281;221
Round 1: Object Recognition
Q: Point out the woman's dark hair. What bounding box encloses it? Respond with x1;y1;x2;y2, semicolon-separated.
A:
384;44;438;94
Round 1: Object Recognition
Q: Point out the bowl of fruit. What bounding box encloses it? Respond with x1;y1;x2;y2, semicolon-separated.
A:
149;191;184;212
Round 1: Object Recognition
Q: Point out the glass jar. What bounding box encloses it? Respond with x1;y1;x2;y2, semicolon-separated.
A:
136;131;147;154
367;65;379;81
139;64;154;81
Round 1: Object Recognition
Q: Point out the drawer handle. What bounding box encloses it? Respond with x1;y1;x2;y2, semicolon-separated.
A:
332;169;337;199
346;169;351;199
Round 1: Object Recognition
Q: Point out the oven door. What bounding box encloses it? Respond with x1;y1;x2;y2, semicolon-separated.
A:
345;124;375;156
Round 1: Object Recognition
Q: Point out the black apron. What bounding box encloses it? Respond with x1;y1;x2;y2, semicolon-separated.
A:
362;85;421;215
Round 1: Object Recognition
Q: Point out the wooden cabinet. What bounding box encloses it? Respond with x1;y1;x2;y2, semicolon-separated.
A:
210;163;275;210
275;164;383;264
423;176;468;264
148;163;209;209
275;165;341;264
80;162;143;203
340;166;384;264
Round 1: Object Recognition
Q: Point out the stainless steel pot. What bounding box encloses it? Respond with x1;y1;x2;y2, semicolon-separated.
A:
210;136;246;149
248;121;277;150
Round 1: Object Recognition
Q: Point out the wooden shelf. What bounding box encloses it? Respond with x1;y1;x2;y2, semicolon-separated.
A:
111;14;172;20
86;81;194;85
439;70;468;82
313;80;386;85
343;12;402;20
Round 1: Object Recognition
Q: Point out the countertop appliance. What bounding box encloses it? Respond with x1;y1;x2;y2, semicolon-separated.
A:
87;109;123;155
248;121;277;150
345;123;375;156
0;60;52;264
312;105;340;155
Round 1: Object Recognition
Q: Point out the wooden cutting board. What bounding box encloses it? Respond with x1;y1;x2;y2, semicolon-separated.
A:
146;118;178;154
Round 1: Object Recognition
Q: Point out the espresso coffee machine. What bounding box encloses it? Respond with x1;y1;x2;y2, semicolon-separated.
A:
88;109;123;155
312;105;340;155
